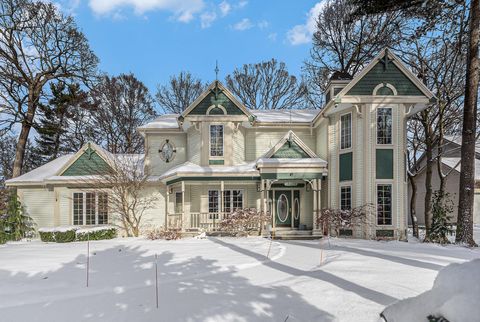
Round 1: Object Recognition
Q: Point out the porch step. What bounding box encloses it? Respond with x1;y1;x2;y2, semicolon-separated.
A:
270;230;323;240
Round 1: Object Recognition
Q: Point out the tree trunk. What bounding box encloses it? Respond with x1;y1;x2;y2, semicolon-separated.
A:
12;101;36;178
424;137;434;236
456;0;480;247
408;174;419;238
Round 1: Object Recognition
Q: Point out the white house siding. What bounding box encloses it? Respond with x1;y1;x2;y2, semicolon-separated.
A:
315;120;329;161
18;188;55;229
244;128;316;161
233;127;246;164
57;187;72;226
187;126;201;165
140;186;166;229
146;132;187;175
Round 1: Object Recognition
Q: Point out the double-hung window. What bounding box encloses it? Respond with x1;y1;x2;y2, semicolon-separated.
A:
340;186;352;211
340;113;352;150
175;192;183;214
210;125;224;157
377;184;392;225
208;190;219;219
377;108;392;144
73;192;109;225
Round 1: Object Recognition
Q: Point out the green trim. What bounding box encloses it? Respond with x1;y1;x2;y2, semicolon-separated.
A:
189;91;246;116
271;141;310;158
166;176;261;185
209;159;225;165
339;152;353;182
376;149;394;179
261;173;323;180
62;148;111;176
271;183;305;188
376;229;394;238
347;61;424;96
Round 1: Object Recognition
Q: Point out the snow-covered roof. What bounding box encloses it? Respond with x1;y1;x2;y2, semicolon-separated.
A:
251;109;319;123
441;157;480;181
158;161;259;181
137;114;179;130
6;154;73;185
5;151;145;186
444;135;480;153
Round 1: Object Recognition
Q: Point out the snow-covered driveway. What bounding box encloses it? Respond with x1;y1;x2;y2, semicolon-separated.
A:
0;237;479;322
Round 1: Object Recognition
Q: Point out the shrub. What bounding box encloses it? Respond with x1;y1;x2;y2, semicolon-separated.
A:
76;226;117;241
427;191;454;244
0;194;35;241
145;227;181;240
39;227;78;243
219;208;269;236
39;226;117;242
317;204;375;238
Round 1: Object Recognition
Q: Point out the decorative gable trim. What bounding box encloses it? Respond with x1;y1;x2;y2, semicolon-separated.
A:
262;130;318;159
337;48;435;99
57;142;113;176
181;81;252;118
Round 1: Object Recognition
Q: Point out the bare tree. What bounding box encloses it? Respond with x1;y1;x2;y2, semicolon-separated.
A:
225;59;307;110
303;0;404;106
155;71;206;114
90;73;157;154
76;152;159;237
0;0;98;178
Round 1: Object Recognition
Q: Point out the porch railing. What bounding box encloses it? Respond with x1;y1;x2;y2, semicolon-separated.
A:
166;212;261;231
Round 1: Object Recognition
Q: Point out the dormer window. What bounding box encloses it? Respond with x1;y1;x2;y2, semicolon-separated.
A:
210;125;224;157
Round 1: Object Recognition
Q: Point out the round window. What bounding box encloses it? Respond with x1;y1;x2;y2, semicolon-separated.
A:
294;198;300;220
277;194;289;223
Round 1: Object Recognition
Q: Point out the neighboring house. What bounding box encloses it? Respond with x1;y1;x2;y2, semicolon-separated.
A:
410;135;480;226
6;49;435;239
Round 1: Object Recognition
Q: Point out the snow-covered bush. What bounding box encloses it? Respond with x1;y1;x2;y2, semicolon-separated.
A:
317;204;375;238
39;227;78;243
145;227;181;240
0;194;35;241
219;208;269;236
38;226;117;242
76;226;117;241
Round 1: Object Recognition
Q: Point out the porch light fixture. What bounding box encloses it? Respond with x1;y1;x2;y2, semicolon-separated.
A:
284;182;297;187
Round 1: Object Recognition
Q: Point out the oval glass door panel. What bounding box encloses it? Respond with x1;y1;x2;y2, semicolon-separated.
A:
294;198;300;220
277;194;289;223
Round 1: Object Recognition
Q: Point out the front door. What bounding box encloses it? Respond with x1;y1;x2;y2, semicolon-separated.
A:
275;191;292;227
293;190;300;228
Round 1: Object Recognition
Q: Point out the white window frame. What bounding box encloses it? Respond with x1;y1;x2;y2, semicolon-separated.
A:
72;191;109;226
376;184;393;226
340;185;352;211
208;190;220;219
340;112;352;150
223;189;244;213
376;107;393;145
209;124;224;158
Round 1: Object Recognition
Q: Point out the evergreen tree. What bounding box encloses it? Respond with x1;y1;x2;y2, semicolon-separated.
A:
34;82;89;164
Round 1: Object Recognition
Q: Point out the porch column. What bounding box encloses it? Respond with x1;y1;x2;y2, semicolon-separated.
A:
220;180;224;215
165;185;170;228
181;181;185;231
317;178;322;228
312;180;317;230
272;187;276;231
260;179;265;213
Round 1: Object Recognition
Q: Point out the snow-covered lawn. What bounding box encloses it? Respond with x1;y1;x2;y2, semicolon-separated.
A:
0;236;479;322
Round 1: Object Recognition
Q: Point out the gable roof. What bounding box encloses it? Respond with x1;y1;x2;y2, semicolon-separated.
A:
181;81;252;118
262;130;318;159
337;48;435;99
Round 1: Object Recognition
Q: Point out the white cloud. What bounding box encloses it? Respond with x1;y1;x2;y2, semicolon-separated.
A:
257;20;269;29
236;0;248;8
200;11;217;28
286;1;325;45
88;0;205;22
268;33;277;41
232;18;253;31
219;1;231;16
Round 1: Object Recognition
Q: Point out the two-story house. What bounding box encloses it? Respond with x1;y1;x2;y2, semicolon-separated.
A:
6;49;435;239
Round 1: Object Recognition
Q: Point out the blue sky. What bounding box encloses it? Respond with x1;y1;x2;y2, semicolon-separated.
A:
56;0;324;93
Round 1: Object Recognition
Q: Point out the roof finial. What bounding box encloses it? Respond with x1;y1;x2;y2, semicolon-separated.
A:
214;60;219;82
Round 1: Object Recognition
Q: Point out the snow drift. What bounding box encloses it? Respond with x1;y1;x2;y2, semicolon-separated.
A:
382;258;480;322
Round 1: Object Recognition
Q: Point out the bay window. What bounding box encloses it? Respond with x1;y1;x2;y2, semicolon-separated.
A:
210;125;224;157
